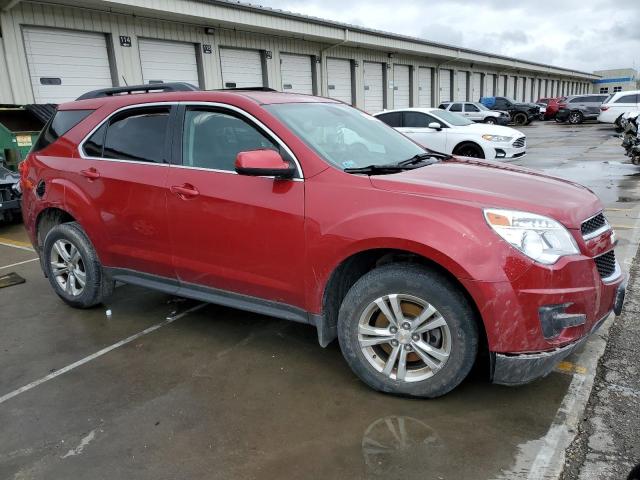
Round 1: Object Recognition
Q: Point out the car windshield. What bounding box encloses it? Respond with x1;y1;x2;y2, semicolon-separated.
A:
265;103;426;170
429;109;474;126
503;97;517;104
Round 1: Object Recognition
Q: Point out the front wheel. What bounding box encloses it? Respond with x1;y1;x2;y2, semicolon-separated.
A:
453;142;485;158
513;112;528;126
43;222;112;308
337;264;479;398
484;117;497;124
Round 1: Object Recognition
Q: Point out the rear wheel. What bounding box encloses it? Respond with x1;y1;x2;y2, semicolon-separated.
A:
337;264;479;398
568;111;583;124
43;222;112;308
513;112;528;126
453;142;484;158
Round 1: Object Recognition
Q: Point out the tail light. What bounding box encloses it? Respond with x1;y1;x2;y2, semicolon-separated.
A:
558;103;567;109
601;105;609;111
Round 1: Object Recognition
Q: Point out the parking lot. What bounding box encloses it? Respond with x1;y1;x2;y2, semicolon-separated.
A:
1;121;639;480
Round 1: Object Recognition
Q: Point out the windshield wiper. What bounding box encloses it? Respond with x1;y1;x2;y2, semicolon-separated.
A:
395;151;451;167
344;164;409;175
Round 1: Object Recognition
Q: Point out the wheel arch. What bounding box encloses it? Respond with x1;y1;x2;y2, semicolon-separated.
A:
317;247;488;355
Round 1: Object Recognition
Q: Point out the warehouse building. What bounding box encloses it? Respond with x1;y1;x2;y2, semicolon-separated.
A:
592;68;638;95
0;0;598;112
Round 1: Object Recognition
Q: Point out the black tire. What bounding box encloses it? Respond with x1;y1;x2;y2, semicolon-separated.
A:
337;264;479;398
453;142;485;159
43;222;112;308
513;112;528;126
484;117;498;124
568;111;583;125
614;115;624;133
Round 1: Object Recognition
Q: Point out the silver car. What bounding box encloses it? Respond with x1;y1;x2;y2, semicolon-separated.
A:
439;101;510;125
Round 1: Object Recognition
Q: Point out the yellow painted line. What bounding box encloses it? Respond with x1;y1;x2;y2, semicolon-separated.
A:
0;237;35;252
556;361;587;375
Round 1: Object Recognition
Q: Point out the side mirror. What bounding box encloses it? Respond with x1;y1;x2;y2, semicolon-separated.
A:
428;122;442;131
235;149;295;179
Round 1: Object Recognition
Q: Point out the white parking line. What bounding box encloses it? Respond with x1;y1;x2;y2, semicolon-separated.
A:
0;239;35;252
0;302;206;405
0;258;39;270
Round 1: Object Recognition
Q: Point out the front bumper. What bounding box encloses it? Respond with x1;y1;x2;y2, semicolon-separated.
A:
491;143;527;160
492;281;625;386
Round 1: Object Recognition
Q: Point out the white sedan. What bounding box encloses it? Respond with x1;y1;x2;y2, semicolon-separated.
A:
374;107;526;160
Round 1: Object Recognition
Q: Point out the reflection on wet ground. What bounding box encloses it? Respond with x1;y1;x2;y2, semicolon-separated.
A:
1;122;639;479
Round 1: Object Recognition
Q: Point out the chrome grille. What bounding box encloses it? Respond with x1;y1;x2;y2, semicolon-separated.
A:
594;250;616;279
512;137;526;148
581;212;608;238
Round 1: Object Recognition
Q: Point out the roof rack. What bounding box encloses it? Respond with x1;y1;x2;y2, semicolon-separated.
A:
215;87;277;92
76;82;200;100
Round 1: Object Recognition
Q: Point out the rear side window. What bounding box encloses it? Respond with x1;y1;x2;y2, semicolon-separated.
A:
32;109;93;152
449;103;462;112
83;107;170;162
615;94;639;104
376;112;402;128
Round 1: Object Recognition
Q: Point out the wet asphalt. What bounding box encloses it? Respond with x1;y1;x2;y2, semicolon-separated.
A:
1;121;639;480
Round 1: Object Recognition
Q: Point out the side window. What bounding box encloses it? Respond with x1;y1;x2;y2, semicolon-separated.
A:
494;98;507;108
83;123;107;157
403;112;431;128
182;109;278;171
569;97;582;103
465;103;480;112
100;107;170;162
615;94;638;104
437;104;447;109
449;103;462;112
33;109;94;153
376;112;402;128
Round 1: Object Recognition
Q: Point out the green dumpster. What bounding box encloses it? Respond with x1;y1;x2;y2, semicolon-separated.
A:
0;108;46;171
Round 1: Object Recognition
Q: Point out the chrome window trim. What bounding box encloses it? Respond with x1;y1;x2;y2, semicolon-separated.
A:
78;101;304;179
581;211;611;241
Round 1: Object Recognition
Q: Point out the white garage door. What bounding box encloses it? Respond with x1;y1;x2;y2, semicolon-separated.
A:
439;69;451;102
471;73;482;101
363;61;384;113
280;53;313;94
485;74;495;96
220;48;264;88
507;76;516;98
139;38;199;87
327;58;352;104
456;71;468;101
393;65;410;109
418;67;432;107
23;27;112;103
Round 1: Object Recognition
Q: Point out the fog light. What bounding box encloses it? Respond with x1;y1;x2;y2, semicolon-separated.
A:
495;149;506;158
539;303;586;339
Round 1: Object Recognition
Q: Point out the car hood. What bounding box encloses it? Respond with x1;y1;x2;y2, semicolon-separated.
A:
370;157;600;229
455;123;523;137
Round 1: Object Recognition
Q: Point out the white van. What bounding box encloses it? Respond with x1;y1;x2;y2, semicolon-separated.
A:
598;90;640;124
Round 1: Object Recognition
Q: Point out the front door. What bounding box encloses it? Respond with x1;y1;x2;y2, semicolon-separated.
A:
397;111;448;153
166;105;306;308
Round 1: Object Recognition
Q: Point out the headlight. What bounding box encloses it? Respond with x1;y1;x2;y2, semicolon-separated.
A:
482;134;512;142
484;209;579;264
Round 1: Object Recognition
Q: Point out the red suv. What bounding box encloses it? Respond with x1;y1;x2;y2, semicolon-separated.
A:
21;85;625;398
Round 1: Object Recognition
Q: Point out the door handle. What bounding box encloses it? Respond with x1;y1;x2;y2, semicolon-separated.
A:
170;184;200;199
80;168;100;180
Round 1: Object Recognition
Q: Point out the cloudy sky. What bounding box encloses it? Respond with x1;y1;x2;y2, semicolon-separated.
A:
258;0;639;73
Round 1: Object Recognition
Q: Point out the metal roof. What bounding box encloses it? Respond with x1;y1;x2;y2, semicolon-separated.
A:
198;0;597;77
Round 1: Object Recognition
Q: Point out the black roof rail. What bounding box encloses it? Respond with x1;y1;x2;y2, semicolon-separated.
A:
76;82;200;100
215;87;278;92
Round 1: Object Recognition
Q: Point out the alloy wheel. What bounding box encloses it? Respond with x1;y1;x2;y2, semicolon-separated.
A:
50;239;86;296
357;294;451;382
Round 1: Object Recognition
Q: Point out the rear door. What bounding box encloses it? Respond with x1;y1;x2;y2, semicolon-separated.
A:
77;105;174;277
165;105;306;307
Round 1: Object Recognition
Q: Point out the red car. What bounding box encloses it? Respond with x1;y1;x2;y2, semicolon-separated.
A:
537;97;566;120
20;85;625;398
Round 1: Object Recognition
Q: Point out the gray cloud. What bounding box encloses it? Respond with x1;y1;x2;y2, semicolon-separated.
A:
259;0;640;72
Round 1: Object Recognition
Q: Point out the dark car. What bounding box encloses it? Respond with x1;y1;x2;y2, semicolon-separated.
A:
480;96;539;126
556;94;610;124
0;162;21;222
